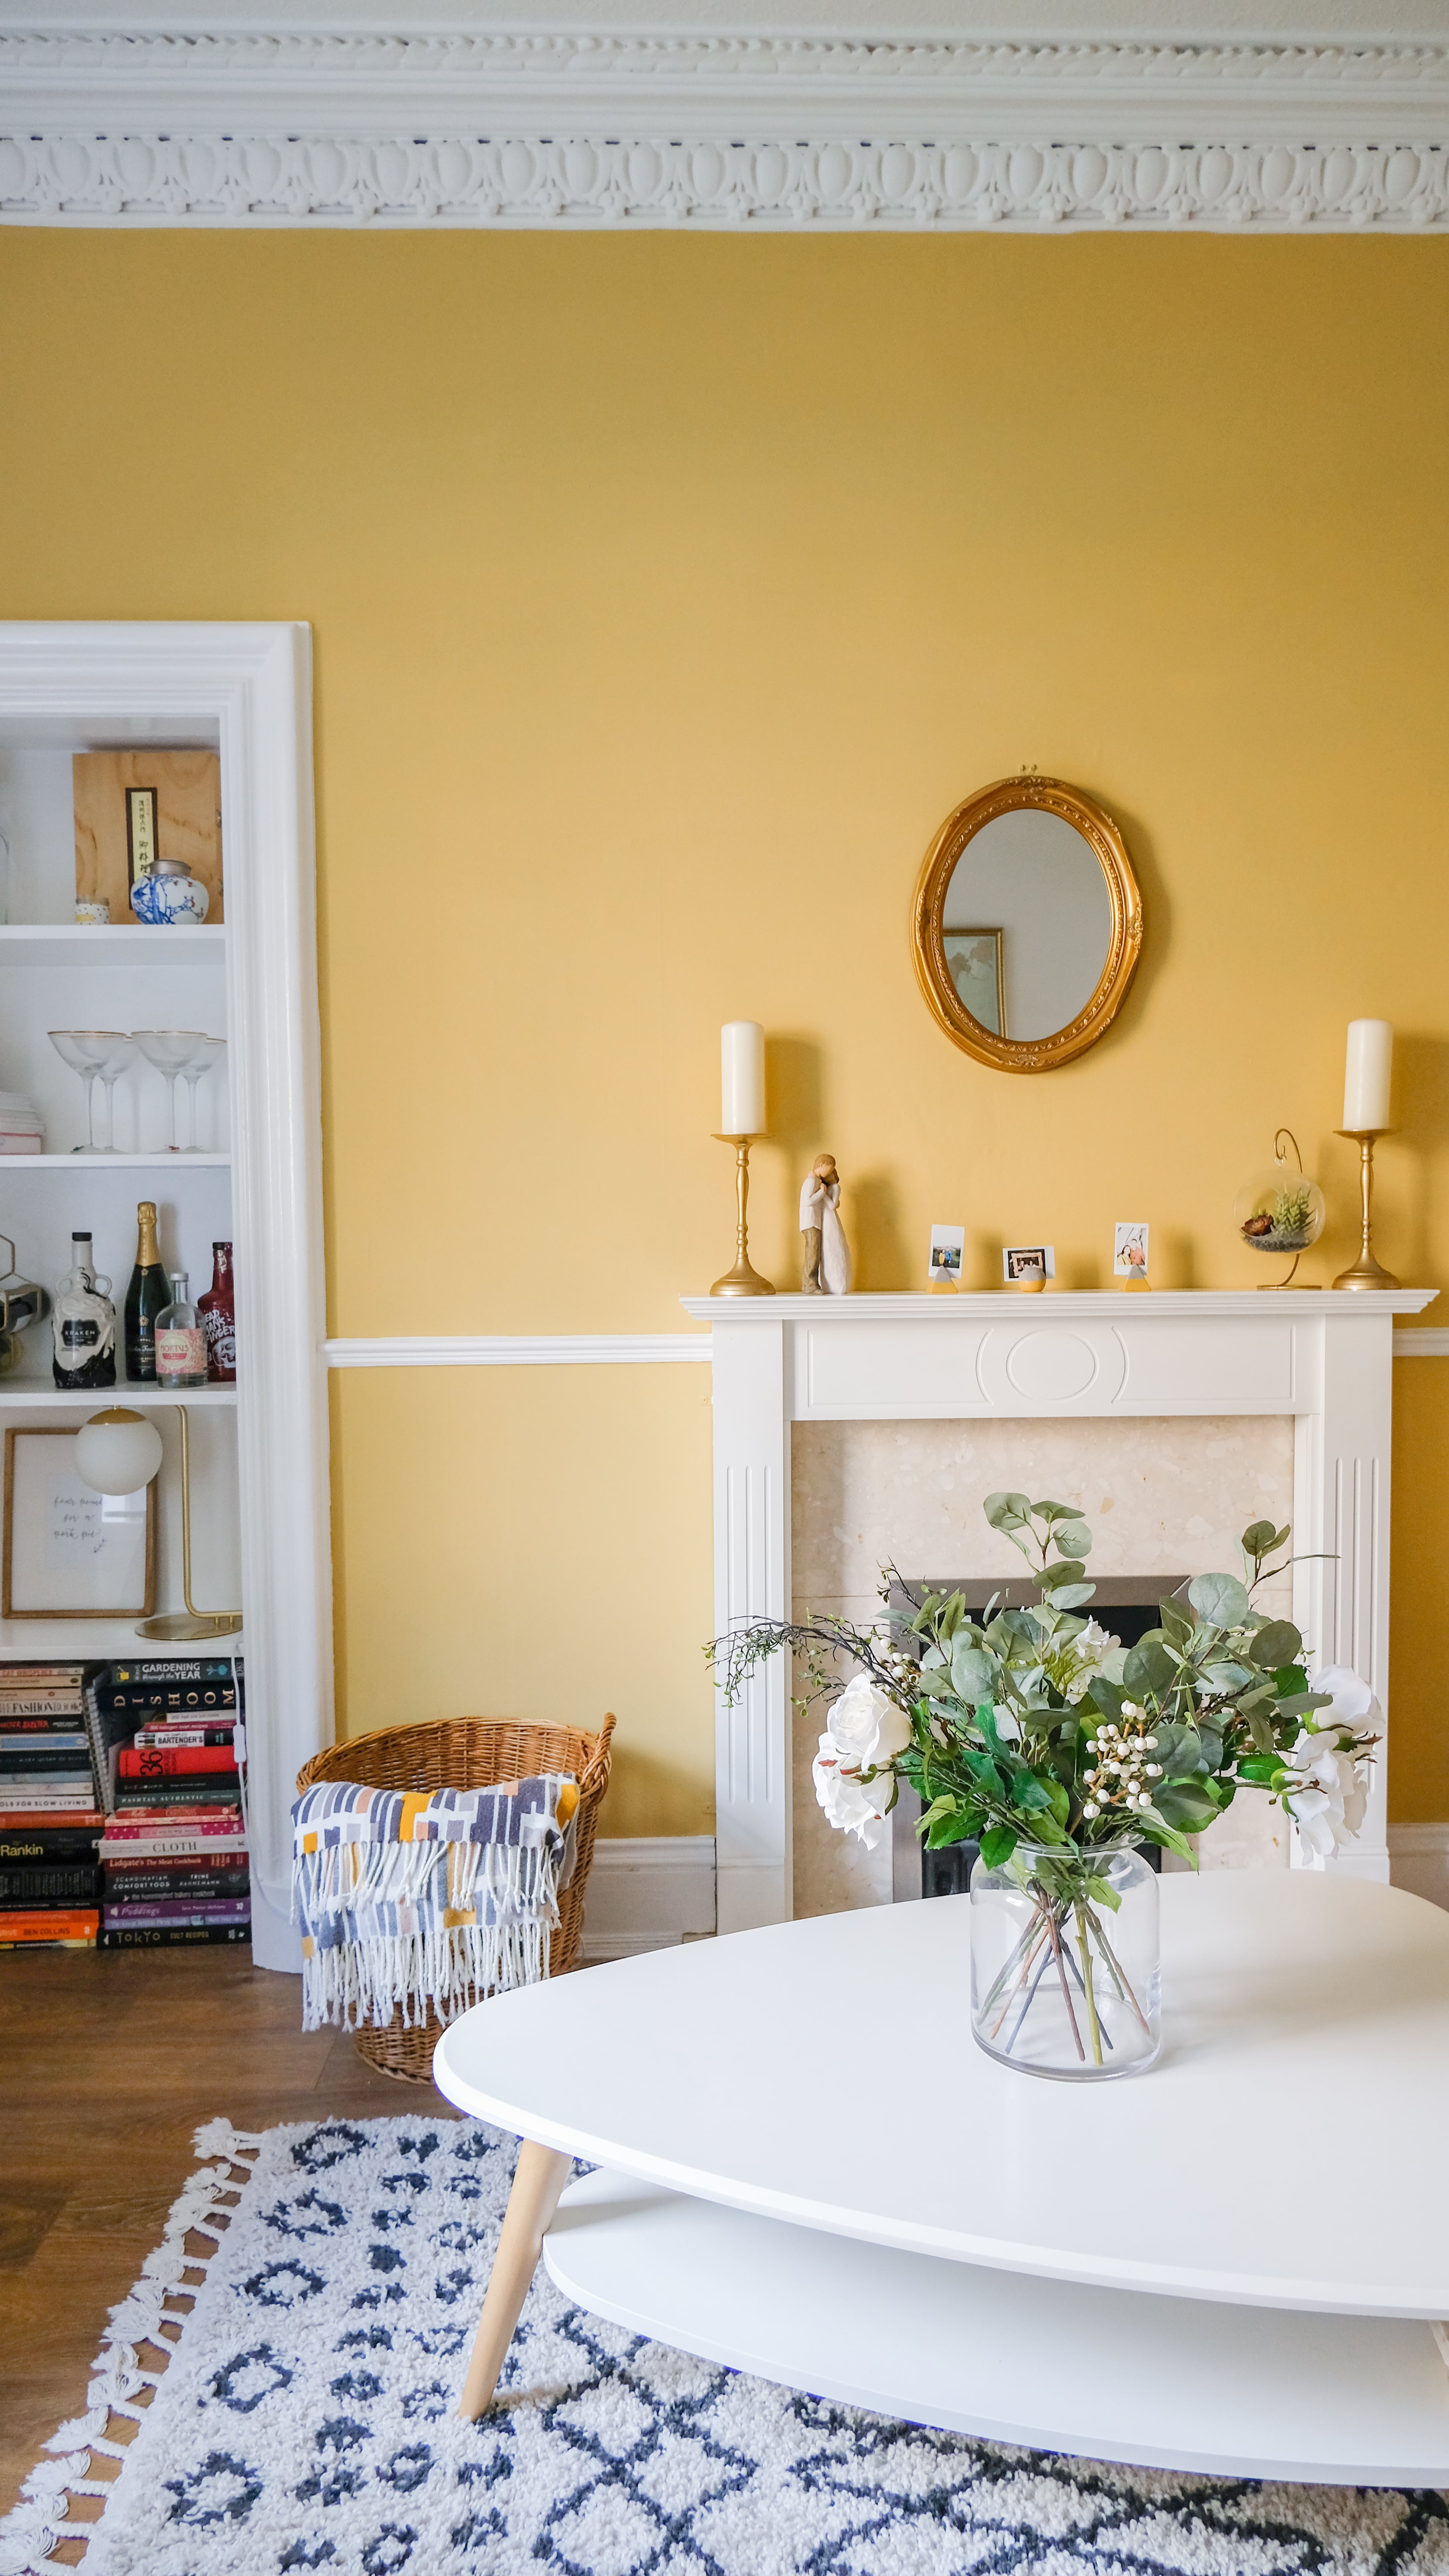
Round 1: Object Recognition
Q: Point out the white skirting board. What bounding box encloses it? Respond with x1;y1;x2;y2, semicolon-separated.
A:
1388;1824;1449;1910
580;1836;716;1961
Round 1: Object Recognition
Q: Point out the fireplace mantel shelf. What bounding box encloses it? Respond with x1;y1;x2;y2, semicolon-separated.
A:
682;1290;1438;1322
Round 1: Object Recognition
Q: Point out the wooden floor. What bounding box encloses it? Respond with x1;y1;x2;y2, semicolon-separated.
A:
0;1943;456;2517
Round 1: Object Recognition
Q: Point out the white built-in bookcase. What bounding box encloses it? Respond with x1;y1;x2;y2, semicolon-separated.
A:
0;627;331;1969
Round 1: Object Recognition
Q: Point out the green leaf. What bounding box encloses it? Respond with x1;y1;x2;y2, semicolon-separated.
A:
1154;1782;1221;1831
1136;1815;1198;1865
1241;1520;1279;1555
1158;1598;1195;1648
1237;1754;1285;1784
979;1825;1018;1868
1044;1583;1095;1612
1085;1875;1122;1913
1045;1777;1072;1827
916;1665;964;1702
1188;1571;1251;1628
1009;1772;1053;1812
1250;1621;1303;1669
1054;1523;1092;1558
926;1808;979;1849
1123;1637;1176;1697
1202;1660;1255;1689
984;1491;1032;1531
1030;1499;1076;1523
950;1642;996;1701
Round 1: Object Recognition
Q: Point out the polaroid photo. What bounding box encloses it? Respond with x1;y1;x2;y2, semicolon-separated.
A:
927;1224;966;1287
1002;1244;1055;1285
1113;1222;1150;1279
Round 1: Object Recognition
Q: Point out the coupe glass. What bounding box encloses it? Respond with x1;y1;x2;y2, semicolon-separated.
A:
178;1034;226;1153
93;1032;137;1153
48;1028;129;1153
132;1028;211;1153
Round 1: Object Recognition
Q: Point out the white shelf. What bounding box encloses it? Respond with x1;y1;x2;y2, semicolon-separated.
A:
4;1154;230;1170
0;1377;237;1408
0;926;225;969
0;1620;244;1660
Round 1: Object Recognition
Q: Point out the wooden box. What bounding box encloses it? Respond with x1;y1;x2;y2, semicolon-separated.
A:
73;750;223;926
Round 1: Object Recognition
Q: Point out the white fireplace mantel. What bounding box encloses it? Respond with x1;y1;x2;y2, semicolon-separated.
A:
680;1289;1438;1935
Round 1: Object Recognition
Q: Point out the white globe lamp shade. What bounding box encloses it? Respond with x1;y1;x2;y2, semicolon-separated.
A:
75;1407;164;1496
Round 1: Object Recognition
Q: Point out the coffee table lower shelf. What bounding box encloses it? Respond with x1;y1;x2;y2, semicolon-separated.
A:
543;2169;1449;2487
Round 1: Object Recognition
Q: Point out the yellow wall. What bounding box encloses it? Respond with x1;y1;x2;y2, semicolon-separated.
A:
3;229;1448;1827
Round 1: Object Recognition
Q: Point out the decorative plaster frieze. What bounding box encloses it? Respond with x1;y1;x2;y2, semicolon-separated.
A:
2;23;1448;229
1;131;1446;229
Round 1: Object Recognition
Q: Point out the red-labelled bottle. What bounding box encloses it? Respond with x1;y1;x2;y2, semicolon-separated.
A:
197;1241;236;1384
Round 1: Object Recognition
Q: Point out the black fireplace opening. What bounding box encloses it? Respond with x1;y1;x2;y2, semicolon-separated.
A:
885;1574;1190;1900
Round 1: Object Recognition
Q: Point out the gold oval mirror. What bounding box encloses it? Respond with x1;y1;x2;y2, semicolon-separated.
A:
912;776;1142;1073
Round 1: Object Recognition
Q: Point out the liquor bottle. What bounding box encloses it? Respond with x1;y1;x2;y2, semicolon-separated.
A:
124;1201;168;1383
155;1272;208;1389
198;1242;236;1384
51;1232;117;1389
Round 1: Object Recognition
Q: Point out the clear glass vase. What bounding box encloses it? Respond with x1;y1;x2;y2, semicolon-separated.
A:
970;1842;1161;2080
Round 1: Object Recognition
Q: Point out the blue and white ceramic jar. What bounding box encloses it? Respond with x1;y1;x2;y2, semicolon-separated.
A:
131;858;210;926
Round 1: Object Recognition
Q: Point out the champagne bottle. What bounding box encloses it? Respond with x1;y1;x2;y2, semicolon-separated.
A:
124;1201;168;1383
52;1231;116;1390
198;1241;236;1384
155;1271;208;1390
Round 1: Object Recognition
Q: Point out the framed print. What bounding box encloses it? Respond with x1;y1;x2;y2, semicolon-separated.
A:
927;1224;965;1287
3;1427;156;1619
942;929;1006;1037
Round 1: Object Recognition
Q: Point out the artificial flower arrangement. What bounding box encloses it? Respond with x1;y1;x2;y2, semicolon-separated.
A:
709;1492;1378;2076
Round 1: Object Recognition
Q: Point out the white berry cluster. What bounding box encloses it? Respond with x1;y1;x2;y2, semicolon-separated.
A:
1080;1699;1164;1823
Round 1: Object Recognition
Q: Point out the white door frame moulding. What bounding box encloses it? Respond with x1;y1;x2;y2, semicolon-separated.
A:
3;25;1449;231
680;1288;1438;1934
0;623;330;1972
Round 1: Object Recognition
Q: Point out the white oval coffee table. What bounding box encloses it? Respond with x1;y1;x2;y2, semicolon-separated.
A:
433;1872;1449;2483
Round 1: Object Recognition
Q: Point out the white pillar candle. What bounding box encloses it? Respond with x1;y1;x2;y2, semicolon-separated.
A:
1343;1019;1394;1131
720;1021;766;1135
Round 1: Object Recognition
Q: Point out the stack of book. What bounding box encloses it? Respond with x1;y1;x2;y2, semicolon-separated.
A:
0;1664;103;1946
96;1659;249;1948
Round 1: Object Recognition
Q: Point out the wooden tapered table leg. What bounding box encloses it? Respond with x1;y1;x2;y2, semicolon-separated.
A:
458;2139;572;2419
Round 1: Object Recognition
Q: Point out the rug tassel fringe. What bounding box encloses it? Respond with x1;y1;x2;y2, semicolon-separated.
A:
0;2131;257;2575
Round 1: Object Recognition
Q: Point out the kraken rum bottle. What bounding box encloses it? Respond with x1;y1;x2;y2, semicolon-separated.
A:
197;1241;236;1384
124;1200;168;1382
51;1231;117;1389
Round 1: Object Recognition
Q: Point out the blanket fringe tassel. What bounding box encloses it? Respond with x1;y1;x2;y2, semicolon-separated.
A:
0;2121;263;2576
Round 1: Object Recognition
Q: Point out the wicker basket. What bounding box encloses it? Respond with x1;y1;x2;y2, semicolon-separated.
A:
295;1712;615;2084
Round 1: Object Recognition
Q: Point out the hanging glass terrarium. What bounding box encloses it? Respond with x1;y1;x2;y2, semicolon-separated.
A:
1233;1129;1326;1287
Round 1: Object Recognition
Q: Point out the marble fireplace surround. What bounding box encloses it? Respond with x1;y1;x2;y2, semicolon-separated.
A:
681;1290;1436;1937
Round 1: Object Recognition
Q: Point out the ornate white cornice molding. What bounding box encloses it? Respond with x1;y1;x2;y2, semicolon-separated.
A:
3;24;1448;228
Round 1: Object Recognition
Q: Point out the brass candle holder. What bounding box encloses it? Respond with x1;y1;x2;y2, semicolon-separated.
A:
1333;1128;1399;1290
710;1134;775;1297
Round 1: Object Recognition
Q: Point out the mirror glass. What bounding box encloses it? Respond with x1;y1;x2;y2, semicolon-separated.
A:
942;808;1113;1044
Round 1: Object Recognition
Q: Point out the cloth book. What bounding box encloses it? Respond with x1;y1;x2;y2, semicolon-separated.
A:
292;1774;579;2034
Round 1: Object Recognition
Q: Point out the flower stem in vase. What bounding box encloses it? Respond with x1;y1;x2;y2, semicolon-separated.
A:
1075;1904;1104;2068
1043;1905;1086;2061
1086;1905;1154;2041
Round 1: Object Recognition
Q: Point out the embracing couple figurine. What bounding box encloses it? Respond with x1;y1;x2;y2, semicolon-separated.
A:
799;1154;851;1296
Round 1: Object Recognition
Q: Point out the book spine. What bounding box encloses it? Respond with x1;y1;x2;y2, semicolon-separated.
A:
101;1866;250;1900
0;1788;101;1812
98;1923;251;1948
114;1783;242;1809
0;1725;91;1743
0;1746;94;1772
110;1660;241;1684
131;1725;238;1749
0;1832;104;1863
99;1816;247;1845
103;1895;250;1924
95;1685;239;1715
0;1700;86;1720
0;1865;101;1904
0;1909;99;1940
117;1746;240;1778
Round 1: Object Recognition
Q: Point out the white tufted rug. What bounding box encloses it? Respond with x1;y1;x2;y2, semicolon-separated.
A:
3;2113;1447;2576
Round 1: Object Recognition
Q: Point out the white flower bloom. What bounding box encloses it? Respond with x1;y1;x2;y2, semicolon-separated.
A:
1281;1726;1371;1857
812;1734;892;1847
825;1672;912;1768
1305;1663;1381;1740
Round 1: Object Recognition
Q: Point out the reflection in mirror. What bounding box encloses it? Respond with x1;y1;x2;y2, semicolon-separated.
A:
943;809;1113;1044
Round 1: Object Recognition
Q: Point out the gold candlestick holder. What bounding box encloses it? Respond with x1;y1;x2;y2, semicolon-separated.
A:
1333;1128;1399;1290
710;1134;775;1297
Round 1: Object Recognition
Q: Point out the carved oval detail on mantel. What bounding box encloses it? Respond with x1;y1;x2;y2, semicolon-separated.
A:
1003;1329;1100;1402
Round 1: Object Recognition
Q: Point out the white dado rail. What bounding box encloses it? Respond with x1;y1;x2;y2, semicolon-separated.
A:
679;1290;1438;1935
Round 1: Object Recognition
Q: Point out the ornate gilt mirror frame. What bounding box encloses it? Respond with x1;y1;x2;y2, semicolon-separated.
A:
912;775;1143;1074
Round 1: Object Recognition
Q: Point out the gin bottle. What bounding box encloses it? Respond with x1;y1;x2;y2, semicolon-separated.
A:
51;1231;117;1389
155;1271;207;1389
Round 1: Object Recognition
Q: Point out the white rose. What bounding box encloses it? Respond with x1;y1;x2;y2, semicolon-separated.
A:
1282;1726;1371;1856
812;1733;892;1847
824;1672;912;1769
1306;1663;1381;1739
